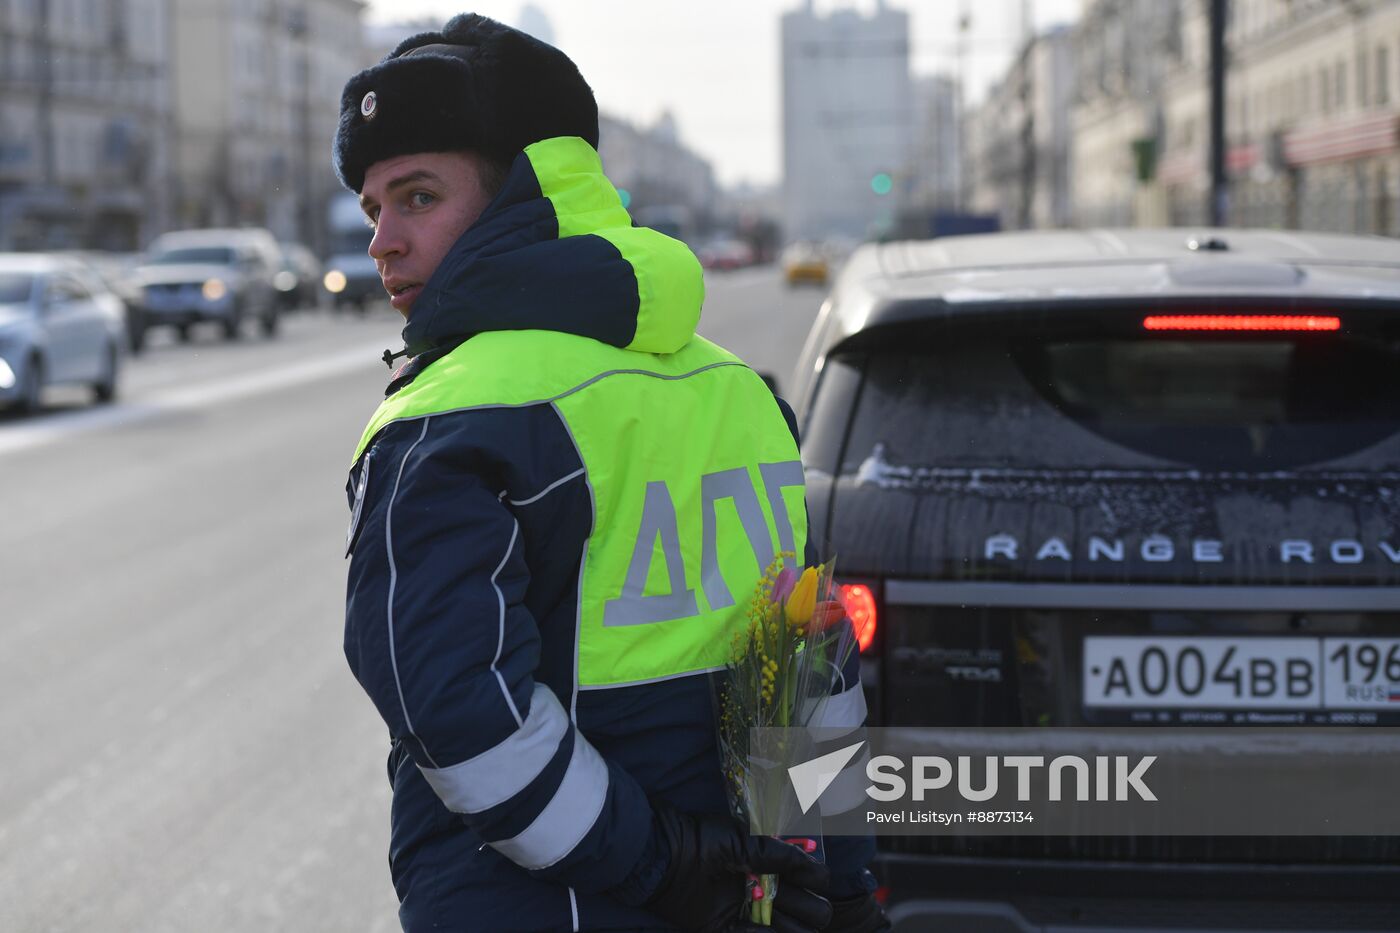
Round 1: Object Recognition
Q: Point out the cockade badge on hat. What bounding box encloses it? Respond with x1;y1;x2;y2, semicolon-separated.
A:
360;91;378;120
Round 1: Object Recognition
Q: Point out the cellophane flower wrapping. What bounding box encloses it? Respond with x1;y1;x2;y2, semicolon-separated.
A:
714;553;856;925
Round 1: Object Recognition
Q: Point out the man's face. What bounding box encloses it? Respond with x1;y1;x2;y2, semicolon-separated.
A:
359;151;495;318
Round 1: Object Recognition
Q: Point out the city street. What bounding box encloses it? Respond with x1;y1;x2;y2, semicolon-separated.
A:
0;266;826;932
7;0;1400;928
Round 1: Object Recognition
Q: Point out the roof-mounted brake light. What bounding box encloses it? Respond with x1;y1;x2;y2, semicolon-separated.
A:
1142;314;1340;332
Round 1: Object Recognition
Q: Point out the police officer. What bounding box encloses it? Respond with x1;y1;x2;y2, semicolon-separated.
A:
336;14;887;932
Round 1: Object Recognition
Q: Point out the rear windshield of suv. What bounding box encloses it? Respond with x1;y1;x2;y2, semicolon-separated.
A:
834;329;1400;470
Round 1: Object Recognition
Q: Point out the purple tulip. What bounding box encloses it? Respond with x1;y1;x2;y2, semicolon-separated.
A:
770;566;797;605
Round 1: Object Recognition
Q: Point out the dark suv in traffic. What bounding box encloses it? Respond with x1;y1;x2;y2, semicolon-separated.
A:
791;229;1400;932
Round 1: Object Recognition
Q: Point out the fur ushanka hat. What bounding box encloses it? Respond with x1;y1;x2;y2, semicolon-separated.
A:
333;13;599;192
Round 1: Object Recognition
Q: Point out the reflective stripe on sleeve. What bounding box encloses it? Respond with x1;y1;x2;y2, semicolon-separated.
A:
418;683;570;814
811;682;868;737
490;727;610;870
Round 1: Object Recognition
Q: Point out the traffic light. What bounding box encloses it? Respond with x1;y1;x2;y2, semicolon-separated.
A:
1131;137;1158;183
618;188;632;209
870;173;893;195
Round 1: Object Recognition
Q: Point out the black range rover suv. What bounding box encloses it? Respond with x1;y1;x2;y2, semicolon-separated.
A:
790;229;1400;933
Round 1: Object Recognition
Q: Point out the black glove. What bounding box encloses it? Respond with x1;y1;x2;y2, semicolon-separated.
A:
823;893;891;933
645;802;833;933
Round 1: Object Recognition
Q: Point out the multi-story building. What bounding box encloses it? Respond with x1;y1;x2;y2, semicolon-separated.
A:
965;79;1016;224
1070;0;1184;227
1071;0;1400;235
598;111;718;243
967;26;1075;231
781;0;912;242
906;74;960;215
516;3;553;47
1159;0;1400;234
0;0;175;250
170;0;365;252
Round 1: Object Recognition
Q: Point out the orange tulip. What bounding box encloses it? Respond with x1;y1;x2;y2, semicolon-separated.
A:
812;599;847;630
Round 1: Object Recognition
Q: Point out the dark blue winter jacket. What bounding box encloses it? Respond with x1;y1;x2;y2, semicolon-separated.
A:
344;137;874;932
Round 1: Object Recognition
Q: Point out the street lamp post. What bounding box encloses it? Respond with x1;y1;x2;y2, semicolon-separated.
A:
1208;0;1228;226
955;2;971;212
37;0;55;188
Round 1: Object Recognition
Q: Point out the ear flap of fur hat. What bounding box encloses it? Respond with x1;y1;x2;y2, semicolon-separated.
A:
333;13;599;192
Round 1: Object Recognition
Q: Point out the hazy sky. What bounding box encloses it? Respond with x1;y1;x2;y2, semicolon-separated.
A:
364;0;1082;188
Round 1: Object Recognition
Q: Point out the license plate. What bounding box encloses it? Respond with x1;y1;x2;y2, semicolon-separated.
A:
1083;636;1400;710
146;288;194;310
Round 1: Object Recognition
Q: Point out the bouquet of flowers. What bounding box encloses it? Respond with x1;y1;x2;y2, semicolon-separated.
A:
716;553;857;926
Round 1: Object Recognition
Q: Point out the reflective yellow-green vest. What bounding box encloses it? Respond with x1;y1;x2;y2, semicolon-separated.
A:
353;329;808;687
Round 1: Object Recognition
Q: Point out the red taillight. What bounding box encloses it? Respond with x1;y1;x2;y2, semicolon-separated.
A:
839;583;878;653
1142;314;1340;332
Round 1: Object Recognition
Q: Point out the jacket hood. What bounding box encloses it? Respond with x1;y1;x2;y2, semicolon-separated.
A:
393;136;703;376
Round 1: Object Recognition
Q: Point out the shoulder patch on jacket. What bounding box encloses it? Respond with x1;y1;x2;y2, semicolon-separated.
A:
345;452;373;558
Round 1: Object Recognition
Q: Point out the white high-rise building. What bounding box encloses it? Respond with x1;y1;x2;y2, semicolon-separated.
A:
516;4;555;46
781;0;912;242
